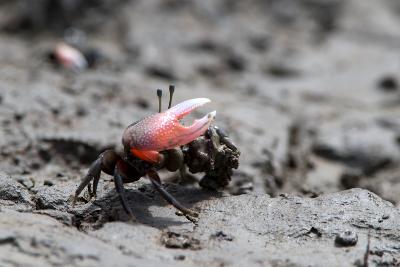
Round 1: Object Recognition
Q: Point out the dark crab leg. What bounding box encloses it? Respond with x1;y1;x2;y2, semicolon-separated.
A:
147;169;198;218
73;149;143;221
73;150;121;205
73;157;102;205
92;172;101;199
114;161;136;221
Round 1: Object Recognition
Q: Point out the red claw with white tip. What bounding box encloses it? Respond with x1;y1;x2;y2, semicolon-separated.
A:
122;98;216;163
73;86;238;223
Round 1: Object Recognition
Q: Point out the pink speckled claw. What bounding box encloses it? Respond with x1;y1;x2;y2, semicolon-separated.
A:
122;98;216;163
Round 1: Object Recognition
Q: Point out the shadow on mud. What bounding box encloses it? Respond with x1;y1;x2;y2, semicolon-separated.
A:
73;181;222;230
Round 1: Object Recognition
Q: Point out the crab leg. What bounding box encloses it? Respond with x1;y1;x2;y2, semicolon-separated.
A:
114;161;136;221
147;170;198;218
74;150;121;203
73;157;102;205
92;174;101;199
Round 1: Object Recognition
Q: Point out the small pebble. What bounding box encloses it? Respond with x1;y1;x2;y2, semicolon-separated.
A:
75;106;88;117
0;230;16;245
224;53;246;72
145;66;176;81
16;177;35;190
13;113;24;122
335;230;358;247
44;180;54;186
135;98;150;109
211;231;234;241
174;255;185;261
248;35;270;52
377;76;398;92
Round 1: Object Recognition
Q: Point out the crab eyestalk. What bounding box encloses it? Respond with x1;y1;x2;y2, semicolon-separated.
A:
157;89;163;113
168;85;175;109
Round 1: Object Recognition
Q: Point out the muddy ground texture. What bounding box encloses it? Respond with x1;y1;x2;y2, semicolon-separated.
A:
0;0;400;266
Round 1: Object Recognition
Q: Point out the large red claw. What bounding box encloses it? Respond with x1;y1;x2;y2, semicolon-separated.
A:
123;98;216;163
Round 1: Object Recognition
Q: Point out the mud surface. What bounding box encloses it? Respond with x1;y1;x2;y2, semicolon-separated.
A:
0;0;400;266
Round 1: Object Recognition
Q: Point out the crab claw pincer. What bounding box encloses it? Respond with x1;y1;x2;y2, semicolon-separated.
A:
122;98;216;163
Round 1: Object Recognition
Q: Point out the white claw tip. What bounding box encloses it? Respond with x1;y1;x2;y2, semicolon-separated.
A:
168;98;212;119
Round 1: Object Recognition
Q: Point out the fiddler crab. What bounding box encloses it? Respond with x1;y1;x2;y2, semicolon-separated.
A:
73;85;239;223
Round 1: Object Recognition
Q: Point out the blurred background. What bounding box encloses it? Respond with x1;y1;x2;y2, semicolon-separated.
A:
0;0;399;206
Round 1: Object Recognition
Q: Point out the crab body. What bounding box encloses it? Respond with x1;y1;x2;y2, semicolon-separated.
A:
73;86;238;223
